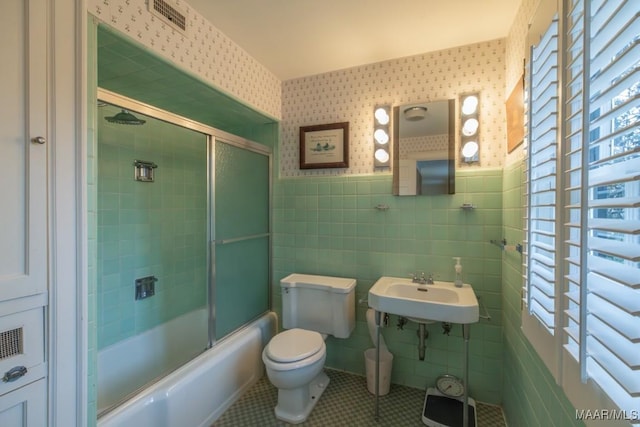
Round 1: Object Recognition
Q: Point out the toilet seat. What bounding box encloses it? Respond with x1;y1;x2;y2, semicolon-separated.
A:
266;328;324;362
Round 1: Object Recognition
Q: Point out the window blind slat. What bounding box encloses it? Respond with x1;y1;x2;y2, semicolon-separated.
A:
589;237;640;262
590;1;639;67
587;338;640;395
589;94;640;138
586;359;640;417
588;196;640;208
590;68;640;107
588;272;640;315
530;300;555;331
588;157;640;187
588;255;640;288
588;294;640;341
591;145;640;166
588;219;640;234
531;266;555;285
589;316;640;368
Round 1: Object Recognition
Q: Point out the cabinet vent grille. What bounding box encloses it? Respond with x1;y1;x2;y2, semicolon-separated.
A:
149;0;187;33
0;327;23;360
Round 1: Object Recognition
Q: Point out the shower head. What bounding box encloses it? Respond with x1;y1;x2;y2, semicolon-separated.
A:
105;109;146;125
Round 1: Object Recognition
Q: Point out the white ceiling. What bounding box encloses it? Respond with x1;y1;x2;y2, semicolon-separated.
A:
186;0;522;81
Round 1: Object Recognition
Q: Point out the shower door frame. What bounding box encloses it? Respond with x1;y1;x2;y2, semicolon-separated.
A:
208;130;273;347
96;87;272;351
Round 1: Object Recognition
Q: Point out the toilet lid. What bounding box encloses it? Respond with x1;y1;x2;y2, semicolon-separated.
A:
266;329;324;363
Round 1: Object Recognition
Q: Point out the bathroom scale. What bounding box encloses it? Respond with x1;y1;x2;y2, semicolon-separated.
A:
422;387;477;427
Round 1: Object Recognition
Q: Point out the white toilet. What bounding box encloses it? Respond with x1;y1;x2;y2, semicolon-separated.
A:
262;273;356;424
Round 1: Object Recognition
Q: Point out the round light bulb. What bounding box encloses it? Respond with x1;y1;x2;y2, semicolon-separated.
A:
462;141;479;158
374;107;390;125
375;148;390;163
461;95;479;115
462;118;479;136
374;129;389;144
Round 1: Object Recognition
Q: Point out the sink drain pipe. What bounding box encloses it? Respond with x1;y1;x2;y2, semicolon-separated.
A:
417;323;428;360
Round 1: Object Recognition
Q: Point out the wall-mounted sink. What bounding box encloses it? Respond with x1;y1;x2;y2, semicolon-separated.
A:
368;277;479;324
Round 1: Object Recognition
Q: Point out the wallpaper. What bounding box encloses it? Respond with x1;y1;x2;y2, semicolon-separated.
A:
281;39;507;176
504;0;539;166
87;0;282;120
399;134;450;157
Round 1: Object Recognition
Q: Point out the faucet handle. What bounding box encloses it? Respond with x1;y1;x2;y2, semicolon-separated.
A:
426;272;436;284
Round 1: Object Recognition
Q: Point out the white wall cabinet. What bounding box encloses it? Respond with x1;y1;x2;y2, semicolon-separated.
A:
0;0;49;424
0;379;47;427
0;0;48;300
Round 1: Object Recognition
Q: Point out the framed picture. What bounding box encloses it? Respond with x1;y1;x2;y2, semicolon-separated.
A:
299;122;349;169
506;74;525;153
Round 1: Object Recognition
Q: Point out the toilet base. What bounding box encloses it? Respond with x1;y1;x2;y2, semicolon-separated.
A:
274;370;330;424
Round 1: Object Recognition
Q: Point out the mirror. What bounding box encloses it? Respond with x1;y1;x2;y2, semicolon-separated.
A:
392;100;455;195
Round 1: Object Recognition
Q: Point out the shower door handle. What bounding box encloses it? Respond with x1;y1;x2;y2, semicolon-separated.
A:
31;136;46;144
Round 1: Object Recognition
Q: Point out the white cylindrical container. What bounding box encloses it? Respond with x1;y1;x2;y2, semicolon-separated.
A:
364;348;393;396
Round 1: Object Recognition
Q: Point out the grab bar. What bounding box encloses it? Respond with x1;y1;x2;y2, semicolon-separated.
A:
214;233;270;245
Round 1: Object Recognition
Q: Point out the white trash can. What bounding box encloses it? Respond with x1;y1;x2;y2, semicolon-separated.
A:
364;348;393;396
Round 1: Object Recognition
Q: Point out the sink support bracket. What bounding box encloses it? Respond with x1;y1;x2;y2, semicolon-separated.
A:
462;324;471;427
374;310;381;421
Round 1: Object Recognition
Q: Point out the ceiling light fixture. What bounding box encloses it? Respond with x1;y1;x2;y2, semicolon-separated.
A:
403;106;428;121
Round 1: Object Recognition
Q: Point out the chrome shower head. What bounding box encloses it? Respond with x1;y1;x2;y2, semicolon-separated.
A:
105;109;146;125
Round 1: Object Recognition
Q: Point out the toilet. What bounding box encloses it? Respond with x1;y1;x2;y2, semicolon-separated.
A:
262;273;356;424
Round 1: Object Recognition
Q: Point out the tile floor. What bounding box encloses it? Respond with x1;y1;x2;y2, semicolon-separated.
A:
213;369;506;427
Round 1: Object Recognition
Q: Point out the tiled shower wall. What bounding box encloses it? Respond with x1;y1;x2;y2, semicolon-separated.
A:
273;169;504;404
97;106;208;349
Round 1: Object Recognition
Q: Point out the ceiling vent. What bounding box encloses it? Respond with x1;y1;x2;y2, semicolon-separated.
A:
148;0;187;34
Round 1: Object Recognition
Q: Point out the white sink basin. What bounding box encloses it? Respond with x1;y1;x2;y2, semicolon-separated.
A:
368;277;479;324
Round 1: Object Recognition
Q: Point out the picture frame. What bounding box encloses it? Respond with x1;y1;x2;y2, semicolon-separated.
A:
299;122;349;169
506;74;525;153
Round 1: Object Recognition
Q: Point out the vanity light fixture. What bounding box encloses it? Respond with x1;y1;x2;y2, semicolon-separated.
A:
374;105;391;168
460;93;480;163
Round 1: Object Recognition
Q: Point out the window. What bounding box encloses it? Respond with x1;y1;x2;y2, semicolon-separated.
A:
525;15;559;335
525;0;639;418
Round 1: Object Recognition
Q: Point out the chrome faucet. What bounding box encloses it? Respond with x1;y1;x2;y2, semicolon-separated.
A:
411;272;434;284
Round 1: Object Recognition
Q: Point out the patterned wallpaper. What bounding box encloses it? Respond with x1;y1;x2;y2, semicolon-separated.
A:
87;0;282;120
89;0;513;175
281;40;507;176
504;0;539;166
398;134;449;157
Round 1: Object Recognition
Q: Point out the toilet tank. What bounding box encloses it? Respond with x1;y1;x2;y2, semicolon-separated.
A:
280;273;356;338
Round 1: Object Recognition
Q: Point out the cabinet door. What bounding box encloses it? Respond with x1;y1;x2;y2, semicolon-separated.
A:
0;379;47;427
0;0;47;301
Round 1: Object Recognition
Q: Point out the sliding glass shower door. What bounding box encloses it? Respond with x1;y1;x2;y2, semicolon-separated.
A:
213;140;271;340
96;90;273;415
96;99;210;413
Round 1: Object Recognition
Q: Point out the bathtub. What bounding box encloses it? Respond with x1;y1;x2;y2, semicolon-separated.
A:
98;311;277;427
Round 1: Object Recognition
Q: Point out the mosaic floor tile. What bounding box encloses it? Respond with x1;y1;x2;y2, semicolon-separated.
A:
213;369;506;427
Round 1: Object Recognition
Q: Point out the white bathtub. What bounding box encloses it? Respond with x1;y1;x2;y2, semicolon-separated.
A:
98;311;277;427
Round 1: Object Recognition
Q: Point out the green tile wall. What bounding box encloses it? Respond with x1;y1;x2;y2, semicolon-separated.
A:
501;161;583;426
97;105;208;349
273;169;504;404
